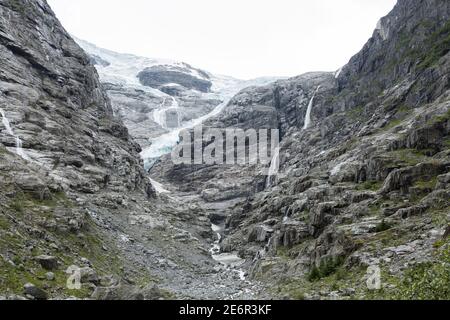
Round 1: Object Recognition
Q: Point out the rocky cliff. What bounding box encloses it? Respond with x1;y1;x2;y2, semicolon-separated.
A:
0;0;253;300
1;0;449;300
151;0;450;299
0;0;162;299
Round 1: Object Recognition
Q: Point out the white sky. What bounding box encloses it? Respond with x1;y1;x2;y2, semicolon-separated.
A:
47;0;397;80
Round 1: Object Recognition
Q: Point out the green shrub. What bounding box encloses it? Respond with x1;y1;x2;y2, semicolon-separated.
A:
375;220;392;233
10;200;24;213
358;180;383;191
307;256;346;282
391;245;450;300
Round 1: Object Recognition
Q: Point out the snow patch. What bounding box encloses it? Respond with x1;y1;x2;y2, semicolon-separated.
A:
150;178;170;194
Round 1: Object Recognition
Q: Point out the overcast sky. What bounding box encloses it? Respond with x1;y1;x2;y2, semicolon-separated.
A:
47;0;396;80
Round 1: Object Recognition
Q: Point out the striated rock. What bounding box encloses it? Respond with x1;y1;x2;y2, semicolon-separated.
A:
247;225;274;243
395;205;429;219
380;162;447;195
138;65;212;93
309;202;339;236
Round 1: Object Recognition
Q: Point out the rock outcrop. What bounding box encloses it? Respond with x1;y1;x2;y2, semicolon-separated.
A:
149;0;450;300
138;64;212;93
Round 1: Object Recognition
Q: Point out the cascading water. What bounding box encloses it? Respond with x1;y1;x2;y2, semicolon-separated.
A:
265;86;321;189
0;108;30;161
265;146;280;188
153;97;181;129
210;224;222;255
210;223;246;281
303;86;321;130
141;98;231;170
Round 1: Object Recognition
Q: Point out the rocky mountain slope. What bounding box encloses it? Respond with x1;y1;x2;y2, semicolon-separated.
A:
1;0;449;300
151;0;450;299
0;0;260;300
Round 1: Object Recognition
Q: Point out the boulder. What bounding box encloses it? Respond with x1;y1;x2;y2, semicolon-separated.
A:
23;283;48;300
35;255;58;271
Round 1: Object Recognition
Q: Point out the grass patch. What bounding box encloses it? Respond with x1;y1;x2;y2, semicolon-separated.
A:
383;119;403;131
0;216;10;230
417;21;450;71
387;149;428;167
347;106;365;121
357;181;383;192
414;177;437;190
308;256;346;282
375;220;392;233
428;108;450;126
9;199;24;213
390;245;450;300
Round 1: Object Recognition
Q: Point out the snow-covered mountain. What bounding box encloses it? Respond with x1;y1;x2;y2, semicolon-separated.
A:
76;38;281;168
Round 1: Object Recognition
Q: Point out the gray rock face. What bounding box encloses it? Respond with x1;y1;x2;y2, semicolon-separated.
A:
150;0;450;300
0;0;150;196
138;65;212;93
337;0;450;110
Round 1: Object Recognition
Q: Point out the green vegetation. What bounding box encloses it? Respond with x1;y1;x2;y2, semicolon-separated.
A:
386;20;450;77
428;108;450;126
417;21;450;71
390;244;450;300
9;199;24;213
387;148;428;167
0;144;10;155
0;190;140;299
308;256;346;282
444;138;450;148
375;220;392;233
347;106;365;121
0;216;10;230
383;119;403;131
357;180;383;192
9;191;73;215
414;176;437;190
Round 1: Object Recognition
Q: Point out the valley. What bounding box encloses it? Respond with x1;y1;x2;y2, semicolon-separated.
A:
0;0;449;300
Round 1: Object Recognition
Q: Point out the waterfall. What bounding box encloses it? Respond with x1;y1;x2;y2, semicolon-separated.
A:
0;108;30;161
153;97;181;129
149;178;170;194
266;146;280;188
303;86;320;130
334;67;343;79
210;224;222;255
265;237;273;252
1;109;14;135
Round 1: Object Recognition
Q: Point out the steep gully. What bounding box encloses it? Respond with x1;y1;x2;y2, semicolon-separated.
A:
140;79;322;295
